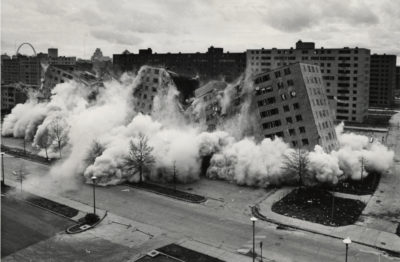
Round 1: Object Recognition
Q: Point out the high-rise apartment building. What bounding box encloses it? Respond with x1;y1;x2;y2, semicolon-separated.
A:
134;66;199;115
247;40;370;123
369;54;396;108
113;46;246;83
194;63;338;152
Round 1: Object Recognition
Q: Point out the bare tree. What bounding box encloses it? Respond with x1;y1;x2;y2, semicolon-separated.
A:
13;164;27;193
85;140;105;166
35;126;52;161
282;148;310;186
49;117;69;159
124;134;155;183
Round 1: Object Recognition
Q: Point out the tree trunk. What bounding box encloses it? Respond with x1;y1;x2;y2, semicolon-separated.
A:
139;164;143;183
45;147;49;161
58;142;62;159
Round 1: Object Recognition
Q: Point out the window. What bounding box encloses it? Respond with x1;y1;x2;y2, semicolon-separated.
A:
283;105;290;112
292;141;298;147
274;71;281;78
293;103;300;109
281;94;287;100
260;108;279;118
290;91;296;97
262;120;282;129
302;139;309;146
295;114;303;122
287;79;294;86
286;117;293;124
299;126;306;133
284;68;291;75
289;129;296;136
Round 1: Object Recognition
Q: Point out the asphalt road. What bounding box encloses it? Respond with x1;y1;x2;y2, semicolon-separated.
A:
1;194;75;257
2;151;400;261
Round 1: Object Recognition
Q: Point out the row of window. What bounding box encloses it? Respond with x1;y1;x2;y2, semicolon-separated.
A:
254;68;292;84
264;126;307;139
306;76;322;85
316;109;330;119
257;97;276;107
301;64;319;73
311;98;327;107
283;103;300;112
260;108;279;118
262;119;282;129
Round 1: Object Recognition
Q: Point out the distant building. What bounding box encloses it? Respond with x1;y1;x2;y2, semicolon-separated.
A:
247;40;371;123
48;48;58;58
1;84;28;113
91;48;103;61
18;56;42;86
1;58;20;85
75;59;93;72
369;54;397;108
396;66;400;90
113;46;246;83
195;63;339;152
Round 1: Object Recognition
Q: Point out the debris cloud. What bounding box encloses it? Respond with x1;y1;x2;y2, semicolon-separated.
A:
2;66;394;191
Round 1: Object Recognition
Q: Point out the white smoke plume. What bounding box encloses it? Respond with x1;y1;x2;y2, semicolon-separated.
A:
1;66;395;192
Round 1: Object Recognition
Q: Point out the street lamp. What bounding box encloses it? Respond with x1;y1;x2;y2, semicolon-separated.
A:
1;152;5;186
343;237;351;262
91;175;97;215
250;216;258;262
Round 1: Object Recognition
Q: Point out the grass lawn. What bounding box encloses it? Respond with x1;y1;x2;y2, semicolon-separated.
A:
272;188;366;227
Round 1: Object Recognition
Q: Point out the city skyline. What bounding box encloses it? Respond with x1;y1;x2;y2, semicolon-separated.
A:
2;0;400;65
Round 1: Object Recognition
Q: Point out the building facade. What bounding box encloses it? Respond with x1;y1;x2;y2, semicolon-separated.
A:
247;41;370;123
133;66;199;115
396;66;400;91
1;84;28;113
194;63;338;152
369;54;397;108
253;63;339;151
113;46;246;83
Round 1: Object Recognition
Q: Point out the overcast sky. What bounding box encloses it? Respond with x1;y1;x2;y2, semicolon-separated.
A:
2;0;399;64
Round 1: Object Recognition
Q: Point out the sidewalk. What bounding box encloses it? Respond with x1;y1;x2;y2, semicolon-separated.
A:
3;179;250;262
177;239;253;262
255;188;400;255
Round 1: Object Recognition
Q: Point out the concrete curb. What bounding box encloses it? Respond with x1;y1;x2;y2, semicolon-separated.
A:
66;211;108;234
251;205;400;257
125;183;207;204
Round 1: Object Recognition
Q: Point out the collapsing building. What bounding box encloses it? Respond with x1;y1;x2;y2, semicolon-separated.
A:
193;62;339;152
132;66;199;115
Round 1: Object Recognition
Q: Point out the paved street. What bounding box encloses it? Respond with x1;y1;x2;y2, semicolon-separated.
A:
1;193;75;257
2;148;399;261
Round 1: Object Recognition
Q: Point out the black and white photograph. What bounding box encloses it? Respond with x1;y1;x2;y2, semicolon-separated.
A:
1;0;400;261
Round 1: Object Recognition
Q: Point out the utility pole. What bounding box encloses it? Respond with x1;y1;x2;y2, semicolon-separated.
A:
360;157;364;183
1;153;5;186
23;138;26;155
173;161;176;192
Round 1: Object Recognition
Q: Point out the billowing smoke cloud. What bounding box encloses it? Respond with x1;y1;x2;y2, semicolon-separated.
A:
1;66;395;192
